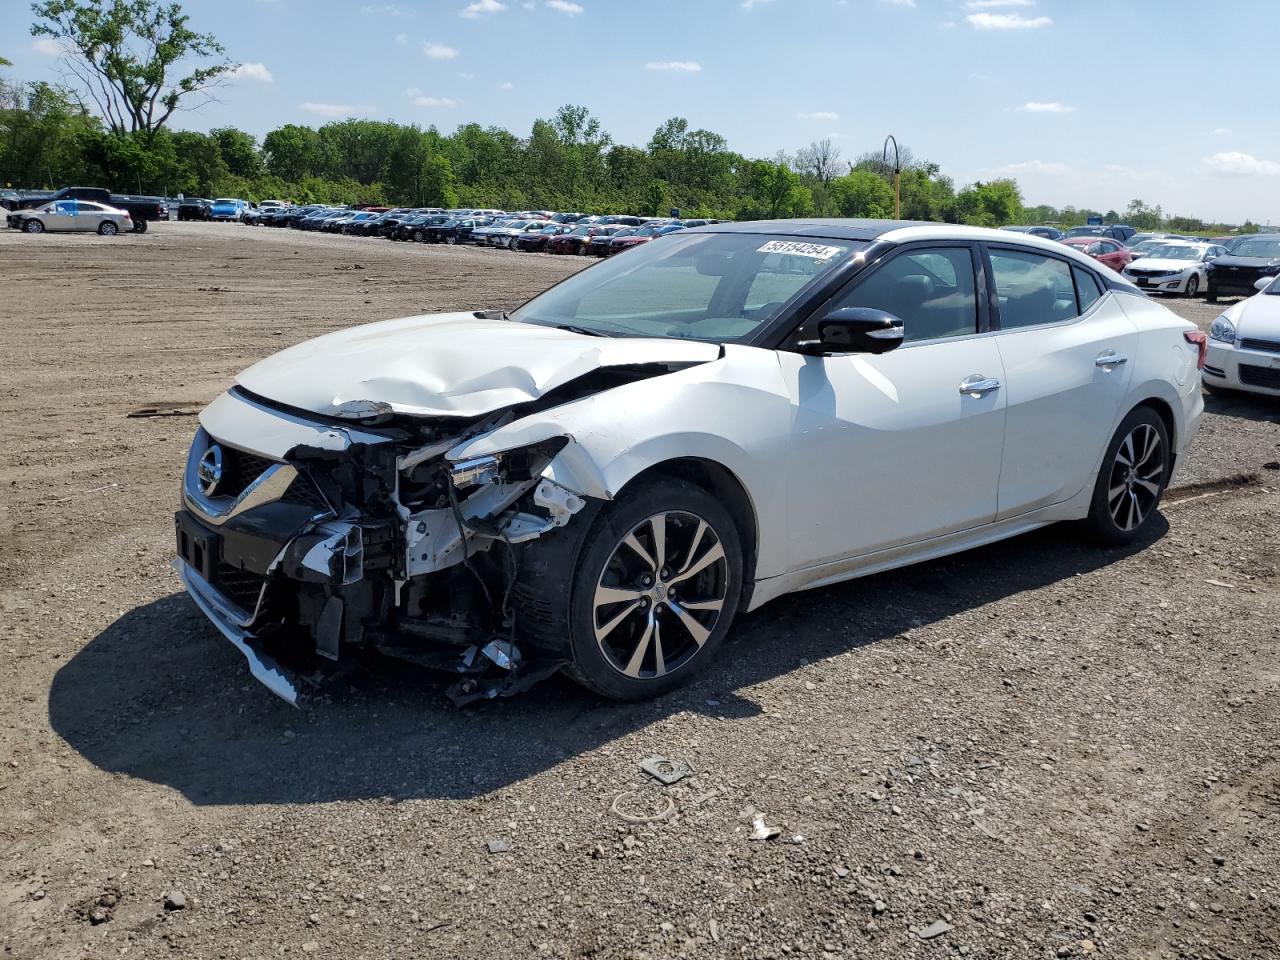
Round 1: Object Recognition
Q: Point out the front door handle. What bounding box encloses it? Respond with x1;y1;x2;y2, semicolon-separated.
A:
1095;352;1129;367
959;375;1001;397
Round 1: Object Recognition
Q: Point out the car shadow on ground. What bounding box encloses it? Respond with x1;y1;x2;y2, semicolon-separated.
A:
49;519;1165;806
1202;389;1280;428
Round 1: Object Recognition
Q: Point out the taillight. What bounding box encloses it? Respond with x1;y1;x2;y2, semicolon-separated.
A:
1184;330;1208;370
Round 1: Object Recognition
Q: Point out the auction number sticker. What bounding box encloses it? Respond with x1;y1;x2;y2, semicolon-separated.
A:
756;240;845;261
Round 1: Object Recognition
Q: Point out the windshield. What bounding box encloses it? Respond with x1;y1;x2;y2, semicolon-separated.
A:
1145;245;1202;260
1231;239;1280;258
213;198;236;205
511;232;861;342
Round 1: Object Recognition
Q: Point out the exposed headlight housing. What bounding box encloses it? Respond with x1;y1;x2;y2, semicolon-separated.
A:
1208;315;1237;343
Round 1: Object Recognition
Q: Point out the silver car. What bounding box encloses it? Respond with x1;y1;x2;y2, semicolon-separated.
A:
8;200;133;235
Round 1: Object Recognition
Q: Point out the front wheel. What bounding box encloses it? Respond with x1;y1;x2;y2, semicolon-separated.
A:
445;234;458;245
1081;406;1170;545
1184;273;1199;298
24;218;44;234
132;218;148;234
516;478;743;700
98;221;119;236
1205;285;1218;303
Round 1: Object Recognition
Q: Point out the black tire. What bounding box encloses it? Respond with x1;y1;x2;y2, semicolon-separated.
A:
445;235;457;245
1185;273;1199;298
1081;405;1171;546
1205;285;1218;303
23;218;44;234
98;221;118;236
516;477;743;700
132;218;148;234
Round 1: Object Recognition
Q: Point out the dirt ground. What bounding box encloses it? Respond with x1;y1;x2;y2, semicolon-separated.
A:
1;222;1278;960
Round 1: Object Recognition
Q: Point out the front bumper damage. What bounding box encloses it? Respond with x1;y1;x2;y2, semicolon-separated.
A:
173;387;594;706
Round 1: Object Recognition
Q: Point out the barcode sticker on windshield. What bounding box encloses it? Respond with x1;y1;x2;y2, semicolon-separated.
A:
756;240;844;261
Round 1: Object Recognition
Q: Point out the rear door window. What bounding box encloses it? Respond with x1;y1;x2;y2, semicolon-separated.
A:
988;248;1078;328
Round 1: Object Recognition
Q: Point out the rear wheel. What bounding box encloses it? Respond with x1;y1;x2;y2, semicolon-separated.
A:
445;234;457;245
98;221;118;236
1184;273;1200;298
23;218;44;234
516;478;743;700
1081;406;1170;545
132;219;147;234
1205;284;1218;303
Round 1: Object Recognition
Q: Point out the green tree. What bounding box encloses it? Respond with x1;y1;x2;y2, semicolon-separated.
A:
421;154;458;207
262;123;322;181
955;178;1023;227
829;169;895;218
31;0;233;135
210;127;261;179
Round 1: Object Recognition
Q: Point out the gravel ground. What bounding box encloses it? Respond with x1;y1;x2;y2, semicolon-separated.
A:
1;222;1277;960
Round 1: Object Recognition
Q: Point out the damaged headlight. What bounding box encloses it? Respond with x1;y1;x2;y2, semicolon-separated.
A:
450;455;502;487
446;437;570;490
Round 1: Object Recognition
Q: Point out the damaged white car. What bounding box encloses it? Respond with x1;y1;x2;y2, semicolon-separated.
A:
175;221;1205;705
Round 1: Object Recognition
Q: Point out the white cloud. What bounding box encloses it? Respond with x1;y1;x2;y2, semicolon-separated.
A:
32;37;64;56
797;111;840;120
546;0;583;12
967;12;1052;29
1205;152;1280;176
394;32;410;45
645;60;702;72
1212;127;1232;136
362;3;408;15
500;81;514;90
458;71;476;80
990;160;1075;177
1014;101;1074;113
412;95;458;107
741;0;774;8
884;0;916;7
229;62;274;83
460;0;506;17
422;40;459;59
966;0;1033;7
301;102;374;118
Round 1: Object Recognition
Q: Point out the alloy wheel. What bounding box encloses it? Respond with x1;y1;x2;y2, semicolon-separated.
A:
592;511;728;679
1107;423;1163;531
1185;274;1199;297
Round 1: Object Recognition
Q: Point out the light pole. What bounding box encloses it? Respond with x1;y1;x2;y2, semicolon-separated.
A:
883;134;901;220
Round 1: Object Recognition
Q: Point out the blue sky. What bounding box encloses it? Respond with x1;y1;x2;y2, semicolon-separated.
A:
8;0;1280;224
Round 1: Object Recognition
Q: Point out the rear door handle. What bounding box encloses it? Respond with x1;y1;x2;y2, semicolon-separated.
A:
1095;352;1129;367
959;375;1001;397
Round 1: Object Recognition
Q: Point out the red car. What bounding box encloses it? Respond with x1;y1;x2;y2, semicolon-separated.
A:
546;223;595;255
1061;236;1132;272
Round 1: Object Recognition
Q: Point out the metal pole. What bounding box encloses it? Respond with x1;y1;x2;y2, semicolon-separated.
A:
883;135;901;220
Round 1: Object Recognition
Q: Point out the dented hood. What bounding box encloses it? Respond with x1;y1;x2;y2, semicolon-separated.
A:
236;312;722;418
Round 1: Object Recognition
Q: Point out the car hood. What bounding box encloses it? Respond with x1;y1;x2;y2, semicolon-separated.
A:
1230;293;1280;339
1128;258;1196;271
235;312;722;419
1211;255;1280;269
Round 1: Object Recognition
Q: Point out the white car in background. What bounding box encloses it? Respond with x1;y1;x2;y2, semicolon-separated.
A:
1203;275;1280;396
1122;241;1226;297
174;222;1205;705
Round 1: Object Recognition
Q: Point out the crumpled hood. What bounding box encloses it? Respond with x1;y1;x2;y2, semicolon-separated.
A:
236;312;722;418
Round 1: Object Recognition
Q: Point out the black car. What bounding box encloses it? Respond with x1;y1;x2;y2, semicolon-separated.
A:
295;208;342;230
1063;224;1136;242
1205;235;1280;301
367;209;422;238
423;216;485;244
1001;224;1064;241
177;198;212;221
390;213;439;241
514;223;571;252
589;225;635;255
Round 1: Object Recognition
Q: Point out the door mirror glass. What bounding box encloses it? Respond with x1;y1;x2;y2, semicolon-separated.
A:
797;307;905;356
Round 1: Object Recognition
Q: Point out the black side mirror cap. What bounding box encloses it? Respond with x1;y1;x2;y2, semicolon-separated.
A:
795;307;905;356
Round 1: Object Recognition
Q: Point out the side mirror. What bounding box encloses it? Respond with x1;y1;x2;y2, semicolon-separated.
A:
796;307;905;356
1254;276;1272;292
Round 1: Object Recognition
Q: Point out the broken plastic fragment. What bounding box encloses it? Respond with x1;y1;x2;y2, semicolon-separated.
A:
749;814;782;841
330;398;394;419
640;756;691;786
480;640;518;671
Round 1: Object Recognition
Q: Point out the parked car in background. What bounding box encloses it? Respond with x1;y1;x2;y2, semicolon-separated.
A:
9;186;163;231
7;199;132;235
173;220;1203;705
609;222;684;254
421;216;483;244
514;223;573;252
1061;236;1132;272
1064;224;1137;242
1001;225;1064;241
211;198;250;221
242;204;282;225
1205;235;1280;301
178;198;213;221
339;211;382;234
544;223;594;255
591;226;635;255
1121;242;1225;297
1202;274;1280;395
486;219;545;248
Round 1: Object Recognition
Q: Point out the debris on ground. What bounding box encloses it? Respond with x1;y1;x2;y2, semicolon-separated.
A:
485;839;511;854
749;813;782;841
163;890;187;911
915;919;954;940
610;792;675;824
639;755;691;785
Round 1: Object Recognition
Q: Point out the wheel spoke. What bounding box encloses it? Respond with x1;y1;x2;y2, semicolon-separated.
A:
650;514;667;572
596;600;642;642
621;533;656;572
681;519;708;575
622;615;655;677
1135;431;1160;470
668;601;711;647
594;584;646;607
651;620;666;677
1128;490;1144;528
669;542;725;586
1116;434;1136;468
1135;478;1161;497
1108;483;1127;504
679;597;724;612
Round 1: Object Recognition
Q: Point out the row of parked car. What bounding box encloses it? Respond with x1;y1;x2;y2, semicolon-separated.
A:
1000;224;1280;302
213;201;726;256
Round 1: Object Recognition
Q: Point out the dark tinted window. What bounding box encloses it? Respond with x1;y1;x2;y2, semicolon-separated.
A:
989;249;1077;328
1073;266;1103;312
833;246;978;342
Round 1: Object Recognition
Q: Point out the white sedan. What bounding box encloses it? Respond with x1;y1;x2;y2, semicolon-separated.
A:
1203;275;1280;396
174;222;1205;704
1122;241;1227;297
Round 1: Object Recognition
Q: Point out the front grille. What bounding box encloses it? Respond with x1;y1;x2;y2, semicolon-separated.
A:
280;475;330;510
1238;364;1280;390
1239;338;1280;355
1128;269;1172;278
217;447;274;498
212;562;268;616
